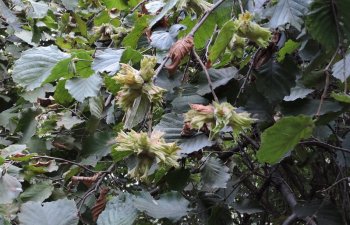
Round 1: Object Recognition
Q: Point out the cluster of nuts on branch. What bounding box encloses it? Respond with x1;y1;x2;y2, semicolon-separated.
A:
114;130;180;180
183;102;256;139
113;56;165;110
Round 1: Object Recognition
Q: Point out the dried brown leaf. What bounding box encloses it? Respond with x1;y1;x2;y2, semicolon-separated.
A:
166;35;194;74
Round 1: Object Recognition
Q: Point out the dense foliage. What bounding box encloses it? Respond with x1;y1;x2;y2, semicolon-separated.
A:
1;0;350;224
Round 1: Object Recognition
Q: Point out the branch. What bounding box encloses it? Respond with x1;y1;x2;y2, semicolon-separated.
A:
300;139;350;154
32;155;97;173
192;49;219;102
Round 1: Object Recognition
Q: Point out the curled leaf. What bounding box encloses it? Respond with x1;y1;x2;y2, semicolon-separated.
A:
166;35;194;74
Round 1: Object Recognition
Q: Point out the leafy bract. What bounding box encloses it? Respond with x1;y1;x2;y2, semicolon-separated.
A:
12;46;70;91
209;21;236;63
92;49;124;75
268;0;309;31
18;199;79;225
134;191;190;221
65;74;102;102
257;116;315;164
97;193;138;225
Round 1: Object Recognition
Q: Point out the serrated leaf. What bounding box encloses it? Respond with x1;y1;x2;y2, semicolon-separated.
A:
150;24;186;50
102;0;129;10
61;0;78;10
81;132;115;166
28;0;49;19
134;191;189;221
65;74;102;102
283;85;314;101
123;15;149;49
145;1;165;14
277;40;300;62
54;80;74;105
0;172;22;204
97;193;137;225
255;58;297;103
89;96;104;118
257;115;315;164
149;0;179;28
209;21;236;63
201;157;230;190
20;180;53;203
18;199;79;225
331;92;350;103
154;69;182;94
14;30;36;46
12;46;70;91
92;49;124;75
306;0;339;50
45;58;73;83
0;106;19;130
268;0;309;31
56;112;84;130
197;67;239;96
332;53;350;82
21;84;55;103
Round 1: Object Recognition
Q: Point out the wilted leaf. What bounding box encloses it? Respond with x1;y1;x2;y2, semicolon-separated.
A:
18;199;79;225
257;115;315;164
12;46;70;91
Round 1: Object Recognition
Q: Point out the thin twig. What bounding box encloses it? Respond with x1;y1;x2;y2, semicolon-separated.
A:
192;49;219;102
318;176;350;193
234;48;261;105
188;0;226;37
32;155;96;173
236;0;244;13
300;139;350;154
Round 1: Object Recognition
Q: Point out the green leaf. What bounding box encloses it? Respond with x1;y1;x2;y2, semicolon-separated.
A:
20;180;53;203
111;150;133;162
257;115;315;164
283;84;314;101
56;112;84;130
331;92;350;103
1;144;26;158
54;80;74;105
71;50;94;78
134;191;189;221
92;49;124;75
28;0;49;19
232;199;264;215
124;95;150;129
120;47;143;64
65;74;102;102
268;0;309;31
201;157;230;190
209;21;236;63
97;193;138;225
18;199;79;225
255;58;297;103
281;99;342;116
89;96;104;118
123;15;149;49
12;46;70;91
277;40;300;62
0;0;19;24
21;84;55;103
80;132;116;166
194;14;216;49
332;53;350;82
149;0;179;28
102;0;129;10
73;13;87;37
197;67;239;96
0;106;19;130
61;0;78;10
154;113;214;154
0;172;22;204
44;58;73;83
306;0;340;50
